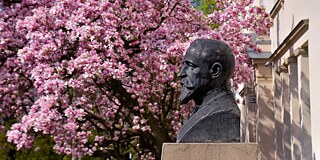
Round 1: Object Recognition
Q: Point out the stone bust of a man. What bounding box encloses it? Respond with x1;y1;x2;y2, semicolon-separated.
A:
177;38;240;143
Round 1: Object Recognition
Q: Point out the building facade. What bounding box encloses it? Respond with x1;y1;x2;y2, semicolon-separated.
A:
240;0;320;159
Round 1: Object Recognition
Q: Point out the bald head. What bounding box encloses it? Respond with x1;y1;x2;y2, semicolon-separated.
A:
186;39;235;81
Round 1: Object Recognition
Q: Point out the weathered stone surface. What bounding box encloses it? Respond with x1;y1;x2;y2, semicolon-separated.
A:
161;143;259;160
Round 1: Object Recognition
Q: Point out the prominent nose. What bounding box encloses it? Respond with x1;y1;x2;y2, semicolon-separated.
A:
178;66;187;78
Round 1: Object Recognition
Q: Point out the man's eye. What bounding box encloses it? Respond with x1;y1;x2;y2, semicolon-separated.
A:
185;61;197;67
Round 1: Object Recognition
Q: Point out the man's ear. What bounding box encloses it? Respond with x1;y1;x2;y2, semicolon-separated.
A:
210;62;222;78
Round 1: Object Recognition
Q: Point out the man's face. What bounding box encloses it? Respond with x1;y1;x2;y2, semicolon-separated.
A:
178;48;212;104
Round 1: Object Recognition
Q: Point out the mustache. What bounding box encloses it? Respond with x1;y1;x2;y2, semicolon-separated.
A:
180;78;195;90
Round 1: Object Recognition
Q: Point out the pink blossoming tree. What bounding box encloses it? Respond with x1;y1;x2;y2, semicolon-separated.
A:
0;0;271;159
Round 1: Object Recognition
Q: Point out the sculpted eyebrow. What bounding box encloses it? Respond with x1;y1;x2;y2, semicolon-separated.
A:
185;60;198;67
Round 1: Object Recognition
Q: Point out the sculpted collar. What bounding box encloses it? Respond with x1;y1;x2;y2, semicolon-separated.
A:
191;87;231;117
202;87;230;104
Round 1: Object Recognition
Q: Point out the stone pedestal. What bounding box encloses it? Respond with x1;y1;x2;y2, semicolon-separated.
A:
161;143;258;160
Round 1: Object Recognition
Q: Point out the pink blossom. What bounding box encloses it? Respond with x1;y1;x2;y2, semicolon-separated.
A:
1;0;271;158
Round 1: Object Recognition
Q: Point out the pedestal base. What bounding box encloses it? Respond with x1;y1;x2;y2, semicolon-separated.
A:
161;143;258;160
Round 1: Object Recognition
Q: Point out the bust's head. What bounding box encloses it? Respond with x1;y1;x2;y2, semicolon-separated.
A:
178;38;235;104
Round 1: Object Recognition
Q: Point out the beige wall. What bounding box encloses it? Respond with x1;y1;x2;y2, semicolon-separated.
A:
255;60;275;160
244;1;320;159
288;57;302;159
308;0;320;159
239;84;257;143
240;55;276;160
270;1;310;53
266;0;320;159
239;1;320;159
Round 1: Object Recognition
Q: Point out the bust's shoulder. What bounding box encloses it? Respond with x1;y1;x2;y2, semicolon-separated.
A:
199;89;240;115
177;110;240;143
177;88;240;143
